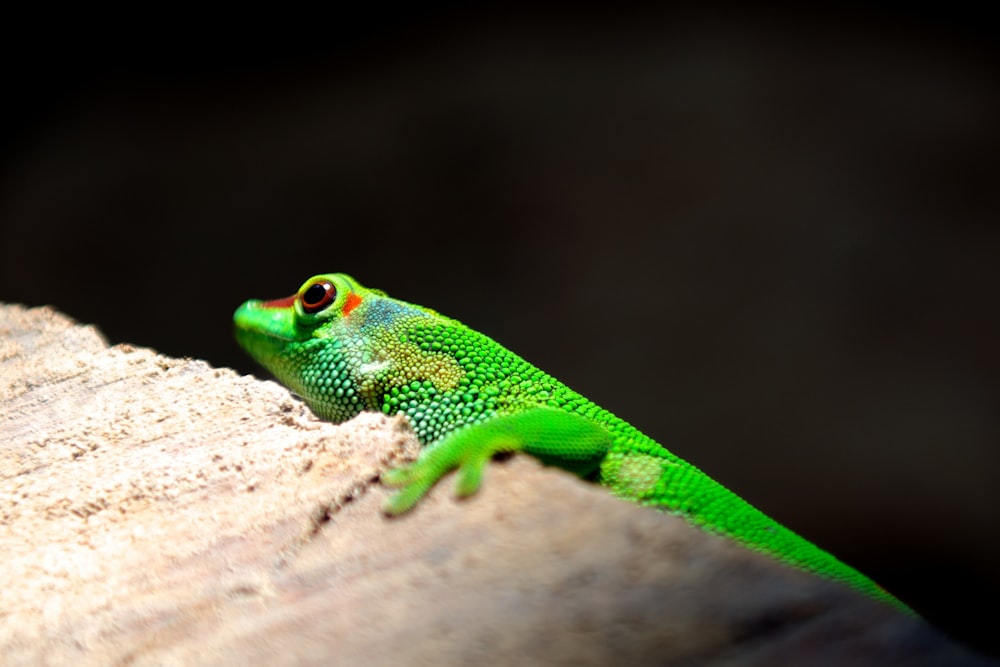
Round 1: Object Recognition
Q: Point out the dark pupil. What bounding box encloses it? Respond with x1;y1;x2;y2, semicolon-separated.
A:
304;282;330;307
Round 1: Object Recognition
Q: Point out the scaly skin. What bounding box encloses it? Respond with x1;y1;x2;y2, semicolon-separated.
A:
234;272;910;612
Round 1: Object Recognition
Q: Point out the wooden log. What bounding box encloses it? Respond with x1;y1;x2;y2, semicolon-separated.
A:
0;304;990;666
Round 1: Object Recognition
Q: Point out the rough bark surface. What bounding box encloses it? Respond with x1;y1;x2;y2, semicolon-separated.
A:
1;304;992;666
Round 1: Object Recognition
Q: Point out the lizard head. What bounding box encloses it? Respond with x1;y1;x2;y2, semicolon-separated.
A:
233;272;376;419
235;272;463;423
234;273;367;349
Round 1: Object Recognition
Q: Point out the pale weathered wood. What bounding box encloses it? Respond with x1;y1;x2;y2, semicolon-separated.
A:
0;304;991;666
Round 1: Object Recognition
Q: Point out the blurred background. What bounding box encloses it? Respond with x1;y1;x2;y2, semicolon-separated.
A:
2;5;997;656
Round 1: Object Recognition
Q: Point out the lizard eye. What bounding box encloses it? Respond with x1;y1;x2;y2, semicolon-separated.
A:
301;280;337;313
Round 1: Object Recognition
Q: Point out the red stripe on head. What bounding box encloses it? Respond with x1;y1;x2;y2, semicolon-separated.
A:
342;292;363;316
261;294;297;309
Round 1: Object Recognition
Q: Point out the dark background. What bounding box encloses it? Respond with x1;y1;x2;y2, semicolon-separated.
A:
2;6;997;657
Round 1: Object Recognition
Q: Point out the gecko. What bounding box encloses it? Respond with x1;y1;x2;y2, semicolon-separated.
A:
234;272;909;612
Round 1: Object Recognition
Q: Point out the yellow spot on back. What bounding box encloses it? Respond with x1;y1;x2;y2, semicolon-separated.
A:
606;451;668;498
374;330;465;392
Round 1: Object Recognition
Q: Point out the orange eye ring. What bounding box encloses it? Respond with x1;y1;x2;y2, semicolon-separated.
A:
301;280;337;314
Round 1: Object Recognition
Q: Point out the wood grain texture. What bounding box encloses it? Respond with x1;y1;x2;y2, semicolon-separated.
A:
1;304;992;666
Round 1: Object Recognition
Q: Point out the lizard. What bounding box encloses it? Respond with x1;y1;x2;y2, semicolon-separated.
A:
233;272;910;613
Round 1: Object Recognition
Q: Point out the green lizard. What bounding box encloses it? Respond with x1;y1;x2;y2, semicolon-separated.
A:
234;272;909;612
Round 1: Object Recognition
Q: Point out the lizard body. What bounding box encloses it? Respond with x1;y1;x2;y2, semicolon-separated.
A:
234;272;908;612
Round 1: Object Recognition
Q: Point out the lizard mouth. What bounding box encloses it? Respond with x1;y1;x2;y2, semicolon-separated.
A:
233;299;297;342
232;300;303;373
